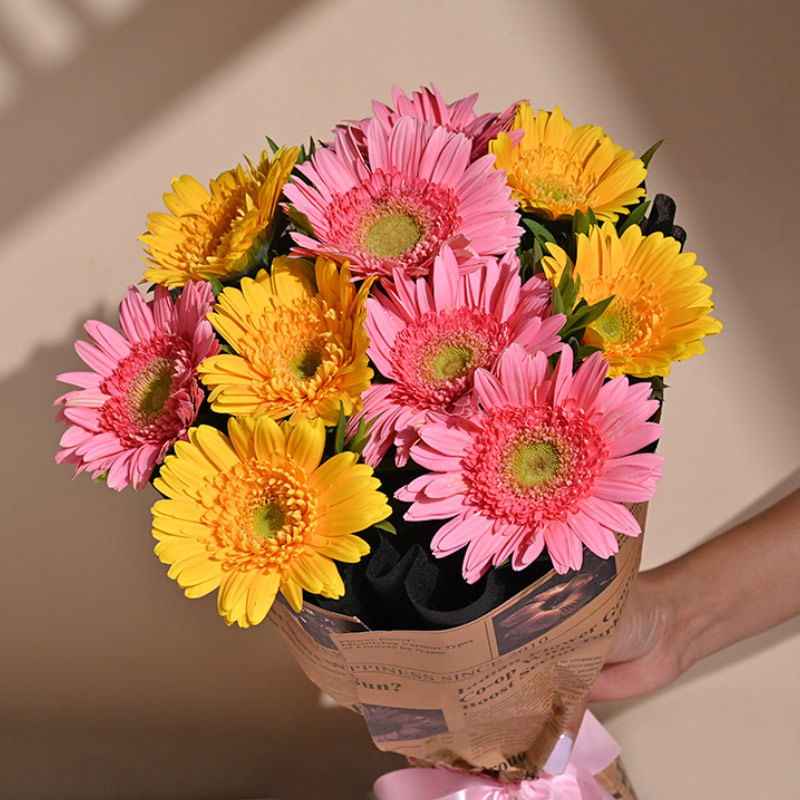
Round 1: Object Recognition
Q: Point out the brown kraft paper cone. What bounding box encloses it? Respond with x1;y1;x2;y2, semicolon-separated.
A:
270;503;648;789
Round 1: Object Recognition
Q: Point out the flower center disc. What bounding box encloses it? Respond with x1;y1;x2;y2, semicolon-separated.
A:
535;175;583;206
128;356;175;421
593;299;637;344
364;213;421;258
431;344;473;380
252;502;286;538
514;146;596;216
289;350;323;380
508;441;561;486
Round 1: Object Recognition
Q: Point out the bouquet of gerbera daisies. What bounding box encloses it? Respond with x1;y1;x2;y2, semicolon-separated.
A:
55;85;721;798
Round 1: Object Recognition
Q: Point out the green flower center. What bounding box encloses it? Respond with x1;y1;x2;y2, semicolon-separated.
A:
129;357;175;420
536;176;583;205
252;502;286;539
289;350;323;380
593;299;638;344
430;344;473;381
364;213;421;258
508;441;561;487
515;147;596;215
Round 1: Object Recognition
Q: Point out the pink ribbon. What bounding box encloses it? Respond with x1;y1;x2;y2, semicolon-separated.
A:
373;712;618;800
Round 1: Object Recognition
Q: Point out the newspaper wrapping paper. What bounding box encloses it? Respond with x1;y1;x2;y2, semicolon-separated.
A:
270;504;647;796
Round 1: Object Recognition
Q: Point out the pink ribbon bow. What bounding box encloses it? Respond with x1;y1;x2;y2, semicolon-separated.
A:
373;711;618;800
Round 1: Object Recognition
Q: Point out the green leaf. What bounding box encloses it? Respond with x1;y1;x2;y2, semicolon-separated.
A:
553;262;580;312
374;519;397;535
520;245;536;280
334;402;347;454
522;217;557;244
571;208;598;238
618;200;651;234
575;343;604;360
247;238;272;271
572;210;590;237
551;283;566;316
560;295;614;339
296;136;319;165
344;415;376;456
639;139;664;169
285;205;314;235
265;135;280;154
561;295;614;336
207;277;224;298
647;375;667;404
556;262;572;295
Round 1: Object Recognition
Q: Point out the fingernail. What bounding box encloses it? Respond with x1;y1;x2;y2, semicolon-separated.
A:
542;733;573;775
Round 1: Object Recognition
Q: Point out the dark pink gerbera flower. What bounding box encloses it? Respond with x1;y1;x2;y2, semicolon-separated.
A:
283;116;522;279
55;282;219;490
354;247;564;467
396;345;663;581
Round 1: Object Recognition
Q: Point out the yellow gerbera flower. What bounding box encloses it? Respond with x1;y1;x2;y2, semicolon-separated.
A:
152;415;390;626
541;223;722;377
198;256;373;425
490;104;646;221
140;146;300;287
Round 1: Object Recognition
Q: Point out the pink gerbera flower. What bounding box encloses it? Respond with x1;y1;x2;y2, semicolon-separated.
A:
355;247;565;467
396;344;663;581
343;84;524;161
283;116;522;279
55;282;219;491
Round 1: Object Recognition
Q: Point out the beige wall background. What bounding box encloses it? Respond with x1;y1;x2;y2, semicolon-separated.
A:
2;1;798;798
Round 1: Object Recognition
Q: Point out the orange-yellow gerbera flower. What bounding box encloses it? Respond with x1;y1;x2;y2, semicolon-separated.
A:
198;256;373;424
490;104;646;221
541;223;722;377
140;146;300;287
152;415;390;626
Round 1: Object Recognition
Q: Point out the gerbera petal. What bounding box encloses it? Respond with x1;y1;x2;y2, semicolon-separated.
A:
462;526;503;583
245;572;281;626
431;511;493;556
579;497;642;536
119;286;156;342
285;417;326;473
281;578;304;613
404;491;468;521
567;509;621;558
544;522;584;573
415;422;473;459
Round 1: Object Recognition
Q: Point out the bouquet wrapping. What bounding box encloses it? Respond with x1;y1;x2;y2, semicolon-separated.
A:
54;85;721;797
272;517;645;794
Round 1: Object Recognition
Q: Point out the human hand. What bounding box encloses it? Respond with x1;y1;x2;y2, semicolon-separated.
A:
589;570;687;702
590;488;800;703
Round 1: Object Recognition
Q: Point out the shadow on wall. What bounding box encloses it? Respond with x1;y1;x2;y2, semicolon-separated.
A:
574;0;799;314
1;329;402;799
571;0;800;690
0;0;316;238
